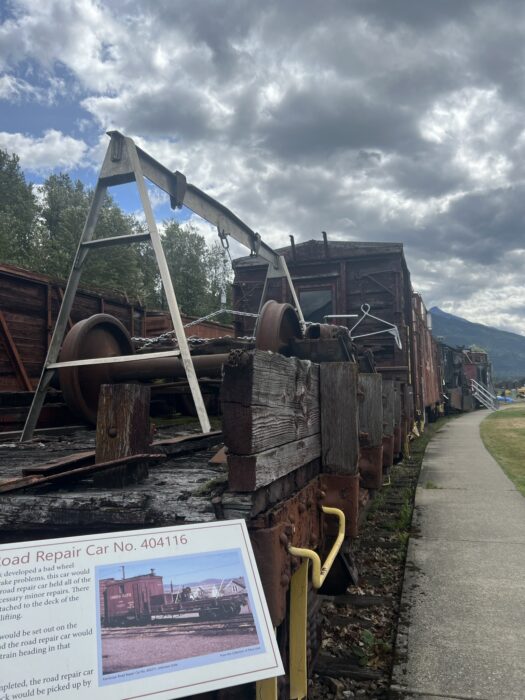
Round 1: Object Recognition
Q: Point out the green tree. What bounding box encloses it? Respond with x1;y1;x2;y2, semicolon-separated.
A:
162;221;211;316
0;150;233;315
38;173;88;277
37;174;151;302
0;149;38;267
206;240;233;310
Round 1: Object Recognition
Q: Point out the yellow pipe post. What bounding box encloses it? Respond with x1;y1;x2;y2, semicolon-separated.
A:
289;559;309;700
256;676;278;700
287;506;346;699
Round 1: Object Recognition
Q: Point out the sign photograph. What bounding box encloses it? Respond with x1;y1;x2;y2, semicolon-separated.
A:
0;521;283;699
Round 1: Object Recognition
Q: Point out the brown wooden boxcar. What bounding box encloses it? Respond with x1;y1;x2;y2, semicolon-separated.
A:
0;263;148;393
0;263;235;393
232;238;443;432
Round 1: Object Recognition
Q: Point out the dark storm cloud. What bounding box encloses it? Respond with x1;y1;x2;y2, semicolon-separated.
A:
382;149;465;198
353;0;480;29
261;84;418;159
84;82;226;140
4;0;525;330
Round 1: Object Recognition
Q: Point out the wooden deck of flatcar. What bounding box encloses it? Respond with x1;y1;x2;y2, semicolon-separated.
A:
0;426;225;543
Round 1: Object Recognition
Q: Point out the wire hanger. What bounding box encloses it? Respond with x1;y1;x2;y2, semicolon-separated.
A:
349;304;402;349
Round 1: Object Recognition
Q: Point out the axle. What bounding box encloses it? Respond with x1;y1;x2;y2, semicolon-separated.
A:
57;314;228;424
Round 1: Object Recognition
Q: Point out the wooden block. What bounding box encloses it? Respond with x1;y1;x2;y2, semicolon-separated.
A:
320;362;359;474
382;379;395;436
358;373;383;447
288;338;347;363
394;381;402;428
227;434;321;491
96;383;151;463
222;350;319;455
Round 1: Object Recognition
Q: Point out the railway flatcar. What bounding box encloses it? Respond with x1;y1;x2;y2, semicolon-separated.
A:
100;571;248;627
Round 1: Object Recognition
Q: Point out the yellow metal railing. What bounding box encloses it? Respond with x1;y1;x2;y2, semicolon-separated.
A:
288;506;346;699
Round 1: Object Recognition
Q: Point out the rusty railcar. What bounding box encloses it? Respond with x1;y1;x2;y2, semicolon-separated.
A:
100;572;247;626
233;239;443;441
439;343;494;412
0;262;147;394
411;293;442;422
0;263;234;394
101;572;165;625
0;264;233;430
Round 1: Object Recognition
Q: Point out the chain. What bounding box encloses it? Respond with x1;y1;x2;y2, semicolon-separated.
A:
132;309;259;349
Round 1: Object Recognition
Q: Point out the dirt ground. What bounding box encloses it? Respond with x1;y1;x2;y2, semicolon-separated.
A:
101;623;260;674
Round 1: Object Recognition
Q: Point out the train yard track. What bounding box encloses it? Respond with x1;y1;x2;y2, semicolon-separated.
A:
102;614;257;638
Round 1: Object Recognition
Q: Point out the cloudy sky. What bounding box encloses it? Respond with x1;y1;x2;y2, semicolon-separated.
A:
1;0;524;332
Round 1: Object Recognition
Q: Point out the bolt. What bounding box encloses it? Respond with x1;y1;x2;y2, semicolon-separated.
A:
107;427;117;438
279;532;289;547
280;574;290;587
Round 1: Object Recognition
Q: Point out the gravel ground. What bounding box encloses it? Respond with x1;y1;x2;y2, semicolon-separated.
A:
101;624;260;674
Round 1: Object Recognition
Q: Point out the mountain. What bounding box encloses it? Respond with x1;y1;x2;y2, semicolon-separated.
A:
430;307;525;380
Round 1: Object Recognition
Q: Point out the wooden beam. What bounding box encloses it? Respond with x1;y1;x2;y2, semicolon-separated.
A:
222;350;319;455
358;373;383;447
95;383;151;463
228;434;321;491
382;379;395;436
320;362;359;474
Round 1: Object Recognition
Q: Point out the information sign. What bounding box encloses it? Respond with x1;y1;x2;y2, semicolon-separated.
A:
0;521;283;699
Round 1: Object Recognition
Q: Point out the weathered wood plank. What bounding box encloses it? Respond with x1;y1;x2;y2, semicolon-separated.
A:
96;383;151;463
221;459;321;520
0;453;164;493
228;434;321;491
320;362;359;474
0;489;215;534
222;350;319;455
382;379;395;436
358;373;383;447
0;444;224;535
394;381;402;428
22;450;94;475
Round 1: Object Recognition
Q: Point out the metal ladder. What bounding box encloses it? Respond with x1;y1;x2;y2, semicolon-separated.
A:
470;378;499;411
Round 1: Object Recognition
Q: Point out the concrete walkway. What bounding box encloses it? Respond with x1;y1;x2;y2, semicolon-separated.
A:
391;410;525;700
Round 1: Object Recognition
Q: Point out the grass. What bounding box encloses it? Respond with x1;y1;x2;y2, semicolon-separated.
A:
480;405;525;496
424;480;440;489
